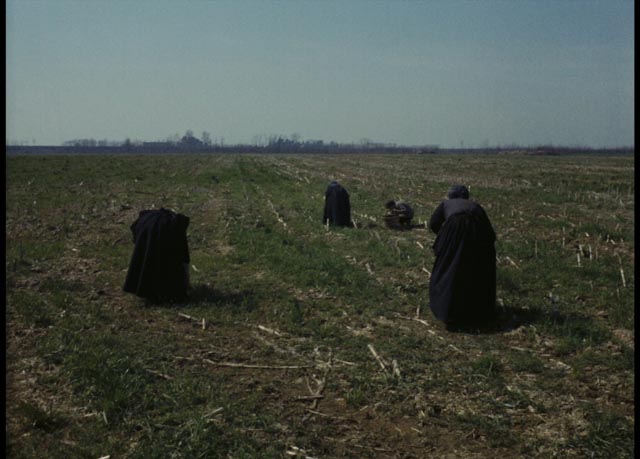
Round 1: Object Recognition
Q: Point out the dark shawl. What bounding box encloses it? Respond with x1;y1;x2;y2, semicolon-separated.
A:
395;202;414;222
323;181;352;227
384;201;414;228
428;199;496;326
123;208;190;301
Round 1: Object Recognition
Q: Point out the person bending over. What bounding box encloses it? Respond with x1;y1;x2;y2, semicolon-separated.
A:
427;185;496;330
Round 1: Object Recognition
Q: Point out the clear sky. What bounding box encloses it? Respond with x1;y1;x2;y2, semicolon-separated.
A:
6;0;634;148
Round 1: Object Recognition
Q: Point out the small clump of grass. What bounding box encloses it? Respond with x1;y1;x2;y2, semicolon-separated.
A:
468;354;504;381
543;315;611;356
63;333;159;424
10;291;57;328
15;401;67;433
566;404;634;458
507;351;546;374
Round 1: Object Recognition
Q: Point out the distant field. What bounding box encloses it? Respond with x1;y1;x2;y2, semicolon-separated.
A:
6;153;634;458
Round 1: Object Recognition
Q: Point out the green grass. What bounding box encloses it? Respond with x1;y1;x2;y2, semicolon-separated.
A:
6;152;634;458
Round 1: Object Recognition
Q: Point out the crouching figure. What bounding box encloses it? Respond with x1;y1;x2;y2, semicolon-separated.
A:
428;185;496;329
323;180;352;227
123;208;190;302
384;200;414;229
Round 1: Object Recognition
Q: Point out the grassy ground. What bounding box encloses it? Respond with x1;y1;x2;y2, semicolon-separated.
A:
6;153;634;458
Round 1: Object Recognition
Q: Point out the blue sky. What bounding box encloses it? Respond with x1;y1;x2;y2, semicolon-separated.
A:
6;0;634;147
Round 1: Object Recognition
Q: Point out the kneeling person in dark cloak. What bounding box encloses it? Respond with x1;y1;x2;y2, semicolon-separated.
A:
124;208;191;302
427;185;496;328
384;200;414;229
323;180;352;227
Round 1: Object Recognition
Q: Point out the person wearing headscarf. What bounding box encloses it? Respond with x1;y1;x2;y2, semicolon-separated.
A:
427;185;496;329
384;200;414;229
323;180;352;227
124;208;190;302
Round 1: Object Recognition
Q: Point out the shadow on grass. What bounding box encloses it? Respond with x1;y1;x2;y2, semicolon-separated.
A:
143;284;260;312
359;222;427;230
445;304;587;336
188;284;257;306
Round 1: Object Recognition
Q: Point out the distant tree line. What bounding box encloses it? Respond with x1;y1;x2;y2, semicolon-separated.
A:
6;130;634;155
54;130;441;154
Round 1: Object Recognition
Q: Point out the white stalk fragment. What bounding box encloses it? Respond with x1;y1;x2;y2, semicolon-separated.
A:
367;344;387;372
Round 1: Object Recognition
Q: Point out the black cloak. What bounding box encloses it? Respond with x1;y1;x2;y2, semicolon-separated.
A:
323;181;352;227
123;208;190;301
427;196;496;326
384;200;414;229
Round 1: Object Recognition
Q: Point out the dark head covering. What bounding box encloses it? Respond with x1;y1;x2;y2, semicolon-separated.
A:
124;208;190;301
448;185;469;200
323;181;351;227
